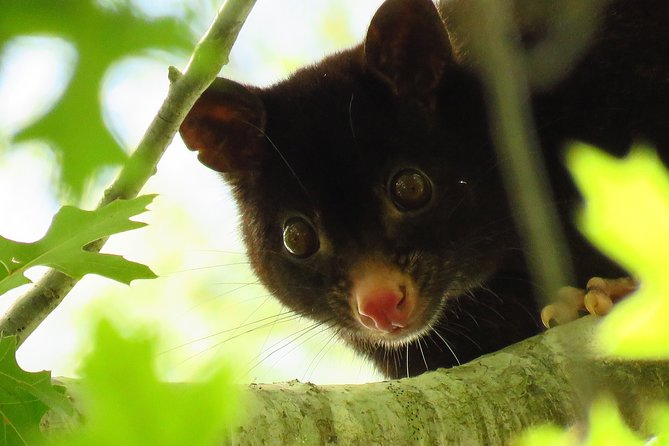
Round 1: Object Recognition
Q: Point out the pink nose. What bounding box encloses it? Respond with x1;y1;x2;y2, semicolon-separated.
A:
357;288;408;332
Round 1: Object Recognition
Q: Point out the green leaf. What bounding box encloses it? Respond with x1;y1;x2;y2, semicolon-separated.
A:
514;399;646;446
645;403;669;445
0;336;73;446
584;399;645;446
53;320;237;446
567;145;669;357
512;424;576;446
1;0;194;196
0;195;157;296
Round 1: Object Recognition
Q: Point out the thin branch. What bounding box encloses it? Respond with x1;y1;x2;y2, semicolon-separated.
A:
440;0;576;310
438;0;614;423
0;0;257;345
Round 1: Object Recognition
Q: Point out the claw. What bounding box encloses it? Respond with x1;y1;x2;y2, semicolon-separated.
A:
540;305;558;328
583;289;613;316
583;277;637;316
540;287;584;328
541;277;637;328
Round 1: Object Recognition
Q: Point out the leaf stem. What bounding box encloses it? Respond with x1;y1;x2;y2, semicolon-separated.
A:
0;0;258;346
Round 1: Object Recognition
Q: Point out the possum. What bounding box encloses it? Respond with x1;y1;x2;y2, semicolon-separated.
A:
179;0;668;378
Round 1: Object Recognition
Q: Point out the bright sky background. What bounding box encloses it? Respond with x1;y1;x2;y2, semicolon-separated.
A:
0;0;386;384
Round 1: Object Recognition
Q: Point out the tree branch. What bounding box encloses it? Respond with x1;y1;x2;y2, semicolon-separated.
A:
0;0;257;345
440;0;580;309
436;0;614;421
227;318;668;445
41;318;669;444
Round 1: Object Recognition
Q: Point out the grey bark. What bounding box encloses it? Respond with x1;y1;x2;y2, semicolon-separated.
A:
42;318;668;445
227;317;666;445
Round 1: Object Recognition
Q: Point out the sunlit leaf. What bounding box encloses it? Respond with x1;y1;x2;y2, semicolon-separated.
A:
512;424;576;446
0;0;194;196
584;399;645;446
515;399;647;446
0;195;157;296
51;320;238;446
567;144;669;357
0;336;73;446
645;403;669;445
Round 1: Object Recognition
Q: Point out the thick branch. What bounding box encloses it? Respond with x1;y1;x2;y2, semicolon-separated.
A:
0;0;257;345
41;318;669;444
228;318;668;445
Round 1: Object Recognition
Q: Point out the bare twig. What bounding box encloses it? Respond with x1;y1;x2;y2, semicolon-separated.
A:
0;0;257;345
438;0;611;423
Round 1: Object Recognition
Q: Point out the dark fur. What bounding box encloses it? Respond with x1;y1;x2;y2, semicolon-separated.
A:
181;0;669;378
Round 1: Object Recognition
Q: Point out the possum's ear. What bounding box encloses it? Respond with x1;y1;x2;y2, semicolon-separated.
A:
364;0;452;100
179;78;266;172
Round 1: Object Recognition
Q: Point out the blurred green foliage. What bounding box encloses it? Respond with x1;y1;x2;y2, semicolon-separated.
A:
514;398;650;446
0;0;194;198
568;145;669;358
0;336;72;446
516;144;669;444
48;319;237;446
646;403;669;445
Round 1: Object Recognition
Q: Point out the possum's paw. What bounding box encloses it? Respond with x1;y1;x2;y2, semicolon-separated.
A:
540;286;586;328
541;277;638;328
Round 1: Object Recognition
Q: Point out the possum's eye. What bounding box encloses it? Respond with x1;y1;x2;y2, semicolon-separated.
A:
283;216;319;258
389;168;432;211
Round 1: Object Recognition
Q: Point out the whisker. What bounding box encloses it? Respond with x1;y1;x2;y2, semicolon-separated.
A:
432;327;462;366
268;321;337;369
212;313;304;348
417;338;429;372
211;281;262;286
467;312;481;328
469;292;507;322
256;303;287;358
243;319;336;378
266;250;323;275
240;119;313;203
226;294;273;341
405;344;410;378
186;282;262;312
159;310;299;356
192;249;247;255
356;355;368;382
348;92;358;145
302;327;340;382
239;292;274;304
173;313;305;369
162;262;252;275
437;320;482;351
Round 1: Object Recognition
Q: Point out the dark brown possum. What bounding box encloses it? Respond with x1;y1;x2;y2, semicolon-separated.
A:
180;0;669;378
